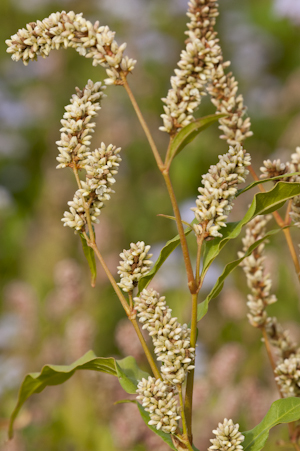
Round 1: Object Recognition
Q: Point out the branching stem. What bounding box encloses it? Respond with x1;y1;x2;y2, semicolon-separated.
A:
121;74;196;292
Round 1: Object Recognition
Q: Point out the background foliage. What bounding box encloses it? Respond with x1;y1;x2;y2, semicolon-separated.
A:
1;0;300;450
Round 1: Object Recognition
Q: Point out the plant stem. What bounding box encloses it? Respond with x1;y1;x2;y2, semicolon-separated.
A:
184;292;199;442
121;73;164;171
195;234;205;287
163;172;196;292
177;384;189;439
283;227;300;279
128;292;133;309
90;242;161;379
249;165;300;281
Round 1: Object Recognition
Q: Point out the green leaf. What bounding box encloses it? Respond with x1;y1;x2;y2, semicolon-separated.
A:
9;352;149;438
167;114;226;164
237;172;300;196
242;398;300;451
197;227;284;321
116;356;149;394
138;224;194;293
202;182;300;276
80;233;97;287
9;351;115;438
136;402;177;450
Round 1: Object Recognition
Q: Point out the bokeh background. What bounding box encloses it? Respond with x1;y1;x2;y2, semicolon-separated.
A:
1;0;300;450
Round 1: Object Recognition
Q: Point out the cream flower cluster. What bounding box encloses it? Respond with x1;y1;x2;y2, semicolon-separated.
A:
160;0;252;147
238;215;276;328
209;418;245;451
191;144;251;238
117;242;153;293
207;64;252;146
260;159;288;180
62;142;121;231
5;11;136;84
160;0;222;134
275;353;300;397
56;80;105;169
136;377;180;434
134;289;195;385
265;317;297;361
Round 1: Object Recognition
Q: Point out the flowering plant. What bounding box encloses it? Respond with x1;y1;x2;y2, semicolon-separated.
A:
5;2;300;451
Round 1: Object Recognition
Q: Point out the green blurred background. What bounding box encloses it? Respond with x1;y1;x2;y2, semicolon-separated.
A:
1;0;300;450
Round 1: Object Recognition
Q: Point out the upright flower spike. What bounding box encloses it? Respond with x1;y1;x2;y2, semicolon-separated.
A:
238;215;276;328
160;0;222;134
117;242;153;293
160;0;252;146
136;377;181;434
6;11;136;84
56;80;106;169
191;144;251;238
209;418;245;451
275;353;300;397
134;289;195;385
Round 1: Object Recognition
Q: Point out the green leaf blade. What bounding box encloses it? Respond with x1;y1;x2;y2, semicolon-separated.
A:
243;398;300;451
197;227;284;322
167;114;226;164
138;225;193;293
9;351;149;438
202;182;300;275
9;351;116;438
116;356;149;394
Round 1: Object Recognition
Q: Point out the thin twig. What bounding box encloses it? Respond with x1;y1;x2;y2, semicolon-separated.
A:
121;73;164;171
163;172;197;292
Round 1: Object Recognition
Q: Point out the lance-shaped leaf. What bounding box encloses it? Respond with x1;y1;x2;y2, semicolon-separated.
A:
202;181;300;276
242;398;300;451
166;114;226;165
138;223;195;293
9;351;149;438
197;227;284;322
237;172;300;196
80;233;97;287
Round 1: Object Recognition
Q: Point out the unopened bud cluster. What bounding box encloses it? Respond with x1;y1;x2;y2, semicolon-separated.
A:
160;0;221;134
260;159;288;180
259;148;300;227
59;81;121;231
275;353;300;397
265;317;297;360
56;80;105;169
238;215;276;328
117;242;153;292
62;142;121;230
134;289;195;385
192;144;251;238
160;0;252;148
136;377;181;434
5;11;136;84
209;418;245;451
